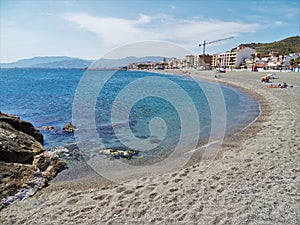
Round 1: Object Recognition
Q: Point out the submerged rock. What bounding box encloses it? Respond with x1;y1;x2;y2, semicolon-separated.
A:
63;122;77;133
49;144;84;162
42;126;55;131
98;149;138;159
0;113;66;209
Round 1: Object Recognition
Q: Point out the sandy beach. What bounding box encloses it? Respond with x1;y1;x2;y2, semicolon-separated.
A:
1;70;299;224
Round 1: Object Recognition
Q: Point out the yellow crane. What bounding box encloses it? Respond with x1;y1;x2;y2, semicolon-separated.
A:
199;36;234;55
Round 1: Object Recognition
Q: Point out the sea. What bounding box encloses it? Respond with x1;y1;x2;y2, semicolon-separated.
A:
0;68;259;164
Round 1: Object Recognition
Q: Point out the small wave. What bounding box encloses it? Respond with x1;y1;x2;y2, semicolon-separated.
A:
99;120;129;128
185;140;221;155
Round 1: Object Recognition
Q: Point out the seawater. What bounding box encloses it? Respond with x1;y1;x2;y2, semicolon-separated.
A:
0;68;259;159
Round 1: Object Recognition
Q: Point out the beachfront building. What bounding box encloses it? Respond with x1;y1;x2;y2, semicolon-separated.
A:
198;55;213;70
285;53;300;68
168;57;183;69
251;52;297;71
182;54;212;69
184;55;196;69
244;58;254;69
218;52;231;69
128;62;155;70
212;46;256;69
212;54;219;68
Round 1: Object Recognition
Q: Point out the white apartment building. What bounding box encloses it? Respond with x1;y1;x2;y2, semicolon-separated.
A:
184;55;196;69
212;46;256;69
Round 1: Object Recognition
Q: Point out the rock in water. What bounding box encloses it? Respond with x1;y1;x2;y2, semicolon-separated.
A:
0;112;66;209
98;149;138;159
63;122;77;133
42;126;55;131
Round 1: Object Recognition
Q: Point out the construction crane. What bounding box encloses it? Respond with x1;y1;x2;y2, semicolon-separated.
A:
199;36;234;55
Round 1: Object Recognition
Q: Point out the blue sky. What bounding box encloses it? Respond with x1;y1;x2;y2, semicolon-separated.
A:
1;0;299;62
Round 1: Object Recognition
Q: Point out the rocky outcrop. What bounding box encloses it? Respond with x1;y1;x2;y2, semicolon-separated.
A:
0;112;43;144
0;121;44;163
33;152;66;180
0;113;66;209
63;122;77;133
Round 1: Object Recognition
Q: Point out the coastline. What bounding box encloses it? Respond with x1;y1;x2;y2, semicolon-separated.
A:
1;70;299;224
165;69;270;161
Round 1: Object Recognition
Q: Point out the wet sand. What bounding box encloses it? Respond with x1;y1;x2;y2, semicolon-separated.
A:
1;70;299;224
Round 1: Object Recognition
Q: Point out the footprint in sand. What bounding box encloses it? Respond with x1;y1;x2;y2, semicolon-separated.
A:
115;186;126;193
186;188;197;194
179;172;188;177
123;189;135;195
149;192;158;200
169;188;178;192
93;194;108;201
79;206;94;213
66;198;79;205
173;178;182;183
163;181;169;185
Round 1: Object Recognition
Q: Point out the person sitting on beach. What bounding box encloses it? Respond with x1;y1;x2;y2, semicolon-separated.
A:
267;82;290;88
281;82;288;88
261;76;270;83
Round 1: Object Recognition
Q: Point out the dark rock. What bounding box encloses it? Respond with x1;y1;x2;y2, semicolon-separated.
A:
0;112;43;144
63;122;77;133
0;112;66;208
0;121;44;163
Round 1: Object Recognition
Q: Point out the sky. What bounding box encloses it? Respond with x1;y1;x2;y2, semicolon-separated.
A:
1;0;299;63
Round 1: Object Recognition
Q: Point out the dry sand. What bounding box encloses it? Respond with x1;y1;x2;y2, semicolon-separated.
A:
1;70;299;224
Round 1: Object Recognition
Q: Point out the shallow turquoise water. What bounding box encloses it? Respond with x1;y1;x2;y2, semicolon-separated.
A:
0;68;259;158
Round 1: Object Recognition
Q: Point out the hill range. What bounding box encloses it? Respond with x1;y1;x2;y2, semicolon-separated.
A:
0;56;169;69
242;36;300;55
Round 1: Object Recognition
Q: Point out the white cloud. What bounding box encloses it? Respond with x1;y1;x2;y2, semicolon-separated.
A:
64;13;161;45
63;13;261;50
274;21;284;27
39;12;53;16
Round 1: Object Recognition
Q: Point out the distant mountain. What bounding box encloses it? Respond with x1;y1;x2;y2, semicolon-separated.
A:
90;56;170;69
1;56;169;69
242;36;300;55
33;58;93;68
0;56;93;69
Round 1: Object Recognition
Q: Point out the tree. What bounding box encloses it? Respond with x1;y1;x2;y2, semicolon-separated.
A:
289;57;300;69
296;56;300;65
289;58;295;67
